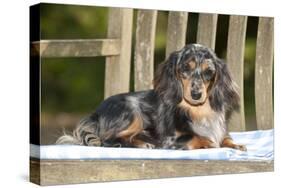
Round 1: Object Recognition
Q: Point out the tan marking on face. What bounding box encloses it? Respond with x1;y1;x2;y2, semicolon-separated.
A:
201;60;216;86
181;77;191;100
178;99;215;121
201;60;210;72
188;60;196;70
204;80;211;92
181;77;208;105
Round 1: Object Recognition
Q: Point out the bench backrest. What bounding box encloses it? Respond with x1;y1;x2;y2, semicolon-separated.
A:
33;8;274;131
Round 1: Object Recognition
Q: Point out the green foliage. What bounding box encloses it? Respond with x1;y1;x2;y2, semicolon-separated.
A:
41;57;105;113
41;4;108;39
40;3;258;121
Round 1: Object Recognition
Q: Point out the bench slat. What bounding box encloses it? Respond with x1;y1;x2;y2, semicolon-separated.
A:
226;15;247;131
31;159;273;185
105;8;133;98
31;39;121;57
134;10;158;91
196;13;218;50
255;17;274;130
165;11;188;58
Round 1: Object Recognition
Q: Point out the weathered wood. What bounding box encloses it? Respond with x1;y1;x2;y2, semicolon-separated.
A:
165;11;188;58
255;17;274;130
196;13;218;50
104;8;133;98
31;39;121;57
134;10;157;91
30;158;40;184
226;16;247;132
30;158;273;185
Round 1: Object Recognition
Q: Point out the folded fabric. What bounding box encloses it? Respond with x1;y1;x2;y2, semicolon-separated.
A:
30;129;273;161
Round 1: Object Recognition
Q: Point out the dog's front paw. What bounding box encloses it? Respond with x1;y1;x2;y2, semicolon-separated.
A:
221;137;247;151
161;136;177;149
233;144;247;151
139;142;155;149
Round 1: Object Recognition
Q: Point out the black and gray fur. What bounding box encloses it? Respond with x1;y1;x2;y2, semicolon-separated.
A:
56;44;241;150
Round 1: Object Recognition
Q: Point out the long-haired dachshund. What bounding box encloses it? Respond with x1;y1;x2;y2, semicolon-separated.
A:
56;44;246;151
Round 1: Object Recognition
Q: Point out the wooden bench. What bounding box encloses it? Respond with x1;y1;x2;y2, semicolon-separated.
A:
30;7;274;185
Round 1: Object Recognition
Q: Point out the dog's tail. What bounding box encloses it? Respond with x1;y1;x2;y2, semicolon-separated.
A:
55;115;101;146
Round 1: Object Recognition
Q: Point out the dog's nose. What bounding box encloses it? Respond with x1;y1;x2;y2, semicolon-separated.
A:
191;91;202;100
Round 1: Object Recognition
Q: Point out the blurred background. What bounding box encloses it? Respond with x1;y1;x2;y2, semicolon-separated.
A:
40;3;259;144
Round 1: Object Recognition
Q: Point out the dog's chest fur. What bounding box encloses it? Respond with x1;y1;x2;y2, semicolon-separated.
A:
191;113;226;147
179;100;226;147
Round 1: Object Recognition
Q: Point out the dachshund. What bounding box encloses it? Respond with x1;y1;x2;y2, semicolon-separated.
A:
56;44;246;151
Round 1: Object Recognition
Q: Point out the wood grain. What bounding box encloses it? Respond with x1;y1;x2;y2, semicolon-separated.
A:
30;158;273;185
255;17;274;130
165;11;188;58
226;15;247;131
31;39;120;57
196;13;218;50
134;10;157;91
104;8;133;98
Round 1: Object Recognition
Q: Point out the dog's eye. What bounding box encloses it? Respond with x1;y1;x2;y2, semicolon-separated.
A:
181;64;192;74
184;65;191;71
203;69;214;81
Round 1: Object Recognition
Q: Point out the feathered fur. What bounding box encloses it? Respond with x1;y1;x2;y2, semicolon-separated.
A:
56;44;245;151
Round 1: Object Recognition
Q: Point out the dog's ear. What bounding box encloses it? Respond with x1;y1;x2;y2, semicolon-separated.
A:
209;58;240;113
153;52;183;104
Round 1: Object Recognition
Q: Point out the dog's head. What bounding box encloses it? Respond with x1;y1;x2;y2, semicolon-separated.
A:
153;44;239;112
